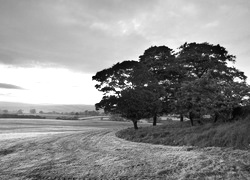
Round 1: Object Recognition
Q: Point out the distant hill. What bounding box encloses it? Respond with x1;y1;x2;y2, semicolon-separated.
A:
0;101;96;113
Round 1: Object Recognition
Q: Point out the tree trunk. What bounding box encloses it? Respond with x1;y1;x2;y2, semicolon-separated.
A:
189;112;194;126
214;112;218;123
133;120;138;130
180;114;184;122
153;114;157;126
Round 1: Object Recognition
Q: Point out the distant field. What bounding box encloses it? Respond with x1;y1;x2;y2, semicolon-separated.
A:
0;118;131;136
0;101;96;113
0;118;249;179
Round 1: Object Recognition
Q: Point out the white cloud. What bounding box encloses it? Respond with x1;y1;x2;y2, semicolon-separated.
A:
202;21;219;28
0;65;102;104
0;0;250;104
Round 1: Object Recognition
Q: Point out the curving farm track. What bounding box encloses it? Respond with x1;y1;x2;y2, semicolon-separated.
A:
0;119;250;179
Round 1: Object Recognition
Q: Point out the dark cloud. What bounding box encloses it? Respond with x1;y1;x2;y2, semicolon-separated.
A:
0;0;156;72
0;0;249;74
0;83;24;90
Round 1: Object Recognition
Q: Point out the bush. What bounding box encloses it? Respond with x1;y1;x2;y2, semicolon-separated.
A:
0;114;45;119
109;114;128;121
56;116;78;120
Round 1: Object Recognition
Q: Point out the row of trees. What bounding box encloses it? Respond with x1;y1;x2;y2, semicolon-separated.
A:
1;109;41;114
1;109;102;116
93;42;250;129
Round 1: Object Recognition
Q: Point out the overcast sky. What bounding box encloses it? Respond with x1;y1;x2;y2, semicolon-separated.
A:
0;0;250;105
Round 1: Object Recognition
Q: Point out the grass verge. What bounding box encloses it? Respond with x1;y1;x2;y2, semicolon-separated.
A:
116;117;250;150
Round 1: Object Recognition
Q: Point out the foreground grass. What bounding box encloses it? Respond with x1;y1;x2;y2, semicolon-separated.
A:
116;118;250;150
1;129;250;180
1;118;250;179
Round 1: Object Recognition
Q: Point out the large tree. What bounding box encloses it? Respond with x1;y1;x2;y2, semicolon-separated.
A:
139;46;185;118
93;61;138;114
176;42;249;124
118;86;163;129
177;72;250;125
92;60;164;129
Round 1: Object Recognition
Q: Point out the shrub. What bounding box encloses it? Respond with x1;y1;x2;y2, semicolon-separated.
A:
0;114;45;119
109;114;128;121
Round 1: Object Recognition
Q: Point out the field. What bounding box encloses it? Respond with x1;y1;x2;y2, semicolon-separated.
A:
0;118;250;179
117;119;250;150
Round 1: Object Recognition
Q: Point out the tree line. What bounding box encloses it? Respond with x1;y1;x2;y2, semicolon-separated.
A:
0;109;102;116
92;42;250;129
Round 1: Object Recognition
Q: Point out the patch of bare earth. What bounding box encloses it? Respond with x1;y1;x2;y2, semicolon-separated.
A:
0;129;250;180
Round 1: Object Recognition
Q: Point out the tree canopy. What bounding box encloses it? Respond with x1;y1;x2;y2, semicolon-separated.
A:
93;42;250;129
93;60;164;129
177;42;246;81
175;42;249;124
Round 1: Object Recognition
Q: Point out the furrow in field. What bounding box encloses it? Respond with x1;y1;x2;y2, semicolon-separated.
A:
1;128;250;179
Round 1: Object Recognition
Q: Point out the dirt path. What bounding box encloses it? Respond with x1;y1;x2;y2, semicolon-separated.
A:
1;127;250;180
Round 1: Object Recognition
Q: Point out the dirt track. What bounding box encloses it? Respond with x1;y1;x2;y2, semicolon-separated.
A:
0;119;250;179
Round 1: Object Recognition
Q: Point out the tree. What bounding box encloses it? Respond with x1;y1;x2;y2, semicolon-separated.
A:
93;60;164;129
3;109;8;114
139;46;186;120
30;109;36;114
212;80;250;122
175;42;249;125
176;72;219;125
93;61;140;129
118;86;163;129
93;42;249;127
93;60;138;110
17;109;23;114
39;111;44;114
177;71;250;125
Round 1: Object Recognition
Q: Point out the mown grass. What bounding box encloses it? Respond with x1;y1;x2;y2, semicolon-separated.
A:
116;117;250;150
1;119;250;179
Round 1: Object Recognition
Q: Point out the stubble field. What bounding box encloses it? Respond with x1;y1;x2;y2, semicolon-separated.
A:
0;118;249;179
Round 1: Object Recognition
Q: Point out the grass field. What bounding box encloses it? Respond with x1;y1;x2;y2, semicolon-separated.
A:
0;118;250;179
117;118;250;150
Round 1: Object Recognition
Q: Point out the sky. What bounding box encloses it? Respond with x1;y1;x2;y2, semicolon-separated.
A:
0;0;250;105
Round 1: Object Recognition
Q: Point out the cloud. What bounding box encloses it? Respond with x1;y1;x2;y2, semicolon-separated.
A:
0;0;157;73
202;21;219;28
0;83;24;90
0;0;249;74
